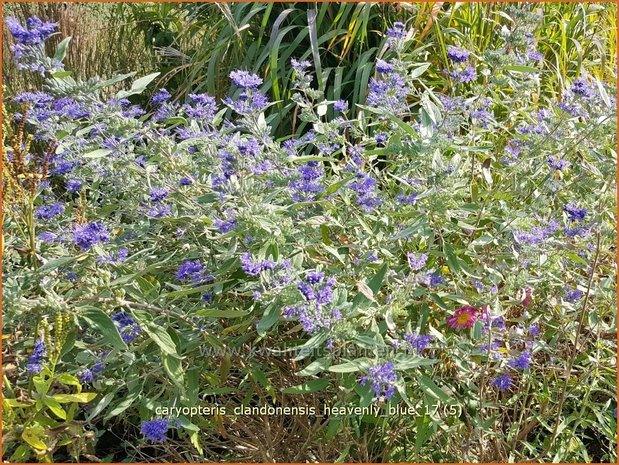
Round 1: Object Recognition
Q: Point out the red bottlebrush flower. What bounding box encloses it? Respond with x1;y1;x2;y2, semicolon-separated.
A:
447;305;479;329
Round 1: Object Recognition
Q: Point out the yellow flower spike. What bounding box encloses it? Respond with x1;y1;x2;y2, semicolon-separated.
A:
441;265;450;274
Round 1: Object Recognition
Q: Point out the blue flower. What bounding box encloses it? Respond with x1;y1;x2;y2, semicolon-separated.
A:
38;231;58;243
375;132;388;144
79;369;95;383
66;179;82;193
183;93;217;119
141;419;169;443
376;59;395;74
570;78;596;99
240;253;263;276
450;65;477;83
179;177;193;186
214;216;237;234
152;89;171;106
565;288;583;303
513;220;558;247
289;162;325;202
334;99;348;112
73;222;110;250
527;49;543;61
149;187;169;203
397;193;418;205
548;157;569;171
491;372;512;392
403;332;434;353
367;74;410;115
7;16;57;45
360;362;397;399
112;312;142;344
224;91;269;114
146;203;172;218
386;22;406;39
447;46;471;63
176;260;213;284
230;70;263;89
35;202;64;221
563;204;587;222
348;171;381;211
291;58;311;72
26;339;46;374
508;351;531;370
407;253;427;271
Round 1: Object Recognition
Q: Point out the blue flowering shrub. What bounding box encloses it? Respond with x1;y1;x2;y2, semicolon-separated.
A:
2;10;617;463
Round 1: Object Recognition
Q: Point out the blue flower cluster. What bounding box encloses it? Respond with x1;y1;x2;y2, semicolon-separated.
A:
565;288;583;303
289;162;325;202
240;253;277;277
35;202;64;221
7;16;62;74
446;46;477;84
283;271;341;335
367;72;410;115
403;332;434;353
26;339;46;374
407;252;428;271
491;372;512;392
79;359;105;384
141;419;169;443
563;204;587;222
176;260;214;285
360;361;397;400
225;70;268;115
111;312;142;344
348;170;381;212
512;219;558;247
73;222;110;251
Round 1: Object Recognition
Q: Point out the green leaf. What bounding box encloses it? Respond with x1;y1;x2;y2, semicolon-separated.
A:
393;354;437;370
409;63;431;79
51;71;72;78
353;264;388;308
282;378;329;394
94;72;135;91
39;256;78;272
195;309;248;318
297;357;331;376
196;193;220;204
503;65;542;73
43;397;67;420
83;149;113;159
143;323;180;358
53;37;71;62
116;72;161;99
22;428;47;450
79;307;127;351
417;374;451;403
55;373;82;391
292;332;329;361
4;399;33;408
328;358;372;373
443;243;461;273
163;354;185;389
52;393;97;404
105;379;142;419
86;391;116;421
257;303;280;336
